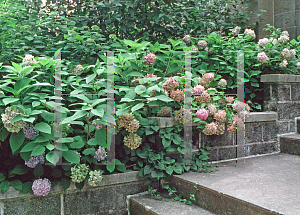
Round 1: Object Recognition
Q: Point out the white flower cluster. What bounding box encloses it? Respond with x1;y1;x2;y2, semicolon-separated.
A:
281;48;296;61
1;106;27;133
22;54;39;66
217;79;227;88
88;170;103;187
198;40;207;48
244;29;256;40
70;164;89;183
94;146;107;161
183;35;190;44
32;178;51;196
73;64;84;75
278;31;289;45
280;60;288;68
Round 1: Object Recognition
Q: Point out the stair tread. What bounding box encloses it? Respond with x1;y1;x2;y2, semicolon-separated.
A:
131;193;217;215
171;153;300;215
280;133;300;140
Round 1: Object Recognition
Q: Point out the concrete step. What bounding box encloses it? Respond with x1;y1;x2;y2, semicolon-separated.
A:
129;191;217;215
280;133;300;155
297;118;300;134
164;153;300;215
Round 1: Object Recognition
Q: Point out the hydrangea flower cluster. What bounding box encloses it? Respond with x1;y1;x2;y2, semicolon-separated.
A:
143;53;156;65
297;62;300;70
25;152;45;168
278;31;289;45
226;96;235;103
88;170;103;187
218;79;227;88
94;146;107;161
196;108;208;120
191;46;199;53
92;118;103;131
183;35;190;43
175;107;192;124
257;52;269;63
214;110;227;123
123;133;142;150
215;123;225;135
1;106;27;133
199;73;214;88
118;113;140;133
70;164;89;183
207;104;217;116
280;60;288;68
244;28;256;40
258;38;269;46
32;178;51;196
162;77;179;93
280;48;296;61
170;89;184;102
228;101;250;133
157;106;172;117
23;125;39;139
194;90;211;104
232;26;240;35
232;101;250;112
203;122;217;135
22;54;39;66
228;116;244;133
73;64;84;75
51;122;71;138
198;40;207;48
191;85;205;95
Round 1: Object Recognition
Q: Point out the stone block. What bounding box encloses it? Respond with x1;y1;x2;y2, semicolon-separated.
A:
285;26;297;40
274;0;295;15
218;147;236;160
290;121;295;132
277;102;300;120
245;112;277;123
261;74;300;83
207;148;218;162
278;121;289;134
296;10;300;28
263;101;277;112
284;11;296;28
291;83;300;101
274;14;284;28
3;194;61;215
297;0;300;10
245;122;263;144
277;84;291;101
280;134;300;155
262;122;278;142
258;0;274;38
249;142;277;156
263;83;271;101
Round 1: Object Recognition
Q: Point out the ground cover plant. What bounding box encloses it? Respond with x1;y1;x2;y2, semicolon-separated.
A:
0;0;300;201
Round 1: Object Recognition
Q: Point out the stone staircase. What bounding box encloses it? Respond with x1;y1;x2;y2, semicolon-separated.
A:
127;118;300;215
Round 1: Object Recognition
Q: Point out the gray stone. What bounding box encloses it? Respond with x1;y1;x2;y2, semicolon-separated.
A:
280;133;300;155
277;102;300;120
261;74;300;83
3;194;61;215
218;147;236;160
274;0;294;15
277;84;291;101
262;122;278;142
263;83;271;101
245;122;263;144
249;142;277;156
289;121;295;132
258;0;274;38
274;13;284;28
263;101;277;112
285;26;297;40
278;121;290;134
245;112;277;123
284;11;296;28
296;10;300;28
291;83;300;101
207;148;218;162
296;0;300;10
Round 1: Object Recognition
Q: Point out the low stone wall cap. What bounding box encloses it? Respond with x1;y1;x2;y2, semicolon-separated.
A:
261;74;300;83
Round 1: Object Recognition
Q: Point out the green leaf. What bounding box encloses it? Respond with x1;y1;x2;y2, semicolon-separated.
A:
91;109;104;117
41;111;55;122
35;122;51;134
9;132;25;154
32;101;40;107
135;85;147;94
106;161;115;173
82;147;95;155
70;141;84;149
46;151;60;166
75;34;83;41
115;159;126;172
10;164;28;175
34;163;44;178
116;107;130;116
12;62;22;74
162;138;171;148
0;127;9;141
63;150;80;164
144;165;152;175
3;98;19;106
61;110;87;124
31;145;45;156
60;177;71;191
20;182;32;193
86;73;97;84
0;173;5;183
10;115;23;124
95;129;107;147
0;180;10;193
131;103;144;112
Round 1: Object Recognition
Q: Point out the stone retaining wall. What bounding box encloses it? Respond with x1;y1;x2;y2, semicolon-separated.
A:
0;171;158;215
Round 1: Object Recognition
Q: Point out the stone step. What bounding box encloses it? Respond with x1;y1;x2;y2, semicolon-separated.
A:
164;153;300;215
297;118;300;134
128;192;217;215
280;133;300;155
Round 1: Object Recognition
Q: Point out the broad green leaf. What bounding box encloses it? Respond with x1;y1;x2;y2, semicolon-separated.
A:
70;141;84;149
86;73;96;84
10;115;23;124
106;161;115;173
12;62;22;74
60;177;70;191
135;85;146;94
46;151;60;166
82;147;96;155
39;59;50;66
0;180;10;193
63;150;80;164
32;101;40;107
41;111;55;122
61;110;87;124
31;145;45;156
35;122;51;134
34;163;44;178
3;98;19;106
0;173;5;182
75;34;83;41
20;181;32;193
91;109;104;117
131;103;144;112
10;164;28;175
10;132;25;154
0;127;9;141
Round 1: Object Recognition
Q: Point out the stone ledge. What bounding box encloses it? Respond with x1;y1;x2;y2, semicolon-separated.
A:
245;112;277;122
261;74;300;83
0;170;147;200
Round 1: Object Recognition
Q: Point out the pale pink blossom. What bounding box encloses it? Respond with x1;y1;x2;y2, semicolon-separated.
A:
198;40;207;48
232;26;240;35
143;53;156;65
257;52;269;63
214;110;227;123
170;89;185;102
226;96;235;103
203;122;217;135
191;85;205;95
244;28;256;39
258;38;269;46
196;108;208;120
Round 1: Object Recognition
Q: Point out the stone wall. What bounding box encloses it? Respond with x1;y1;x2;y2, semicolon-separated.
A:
0;171;158;215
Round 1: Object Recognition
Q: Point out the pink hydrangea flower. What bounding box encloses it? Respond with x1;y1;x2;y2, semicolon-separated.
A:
233;101;248;112
238;110;249;119
214;110;227;123
143;53;156;65
232;26;240;35
191;85;205;95
215;123;225;135
199;73;214;88
297;62;300;70
226;96;235;103
244;28;256;39
280;60;288;68
196;108;208;120
198;40;207;48
32;178;51;196
162;77;179;93
207;104;217;116
203;122;217;135
257;52;269;63
258;38;269;46
170;89;185;102
228;116;244;133
183;35;190;43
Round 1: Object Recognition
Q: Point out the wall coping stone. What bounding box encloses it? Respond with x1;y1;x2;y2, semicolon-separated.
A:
261;74;300;83
245;112;277;122
0;170;146;200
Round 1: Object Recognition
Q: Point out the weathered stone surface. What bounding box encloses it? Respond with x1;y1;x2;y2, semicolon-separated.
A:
280;134;300;155
274;0;295;15
277;102;300;120
290;121;295;132
261;74;300;83
245;122;263;144
291;83;300;101
297;118;300;134
274;14;283;28
263;83;271;101
245;112;277;123
249;142;277;156
277;84;291;101
278;121;289;134
207;148;218;162
3;194;61;215
284;11;296;27
218;147;236;160
262;122;278;142
263;101;277;112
